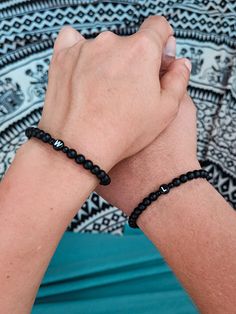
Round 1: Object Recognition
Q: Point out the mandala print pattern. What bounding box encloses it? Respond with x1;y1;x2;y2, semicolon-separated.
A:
0;0;235;235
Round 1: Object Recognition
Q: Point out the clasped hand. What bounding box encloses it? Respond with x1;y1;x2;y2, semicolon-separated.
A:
39;15;194;175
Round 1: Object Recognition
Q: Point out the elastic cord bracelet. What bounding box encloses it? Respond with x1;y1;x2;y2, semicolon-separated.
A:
128;169;211;228
25;127;111;186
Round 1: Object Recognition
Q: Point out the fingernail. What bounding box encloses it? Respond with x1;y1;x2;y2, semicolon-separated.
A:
164;36;176;57
184;58;192;72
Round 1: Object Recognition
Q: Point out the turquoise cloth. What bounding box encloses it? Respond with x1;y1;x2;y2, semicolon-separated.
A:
32;225;198;313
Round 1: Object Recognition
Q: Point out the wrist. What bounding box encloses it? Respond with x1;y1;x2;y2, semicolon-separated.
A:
38;119;118;172
105;157;201;216
15;140;98;206
137;177;212;233
129;168;210;228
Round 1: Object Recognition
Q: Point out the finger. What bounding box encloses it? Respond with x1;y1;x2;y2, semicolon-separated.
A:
160;35;176;77
137;15;174;48
53;26;85;53
158;58;191;127
161;58;192;106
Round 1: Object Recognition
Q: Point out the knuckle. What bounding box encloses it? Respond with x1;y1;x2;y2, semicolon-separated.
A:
158;15;168;24
133;32;156;54
146;15;166;26
147;15;173;34
96;30;116;41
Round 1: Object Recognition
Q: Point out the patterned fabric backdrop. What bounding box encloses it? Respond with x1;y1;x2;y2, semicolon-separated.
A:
0;0;235;235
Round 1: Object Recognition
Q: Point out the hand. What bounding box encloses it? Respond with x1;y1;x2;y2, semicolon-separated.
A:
96;93;200;215
38;16;191;172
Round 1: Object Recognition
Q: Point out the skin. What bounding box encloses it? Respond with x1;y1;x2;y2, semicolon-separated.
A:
0;17;191;313
97;95;236;313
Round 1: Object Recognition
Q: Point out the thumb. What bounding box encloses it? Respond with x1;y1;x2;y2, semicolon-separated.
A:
161;58;192;108
53;26;84;53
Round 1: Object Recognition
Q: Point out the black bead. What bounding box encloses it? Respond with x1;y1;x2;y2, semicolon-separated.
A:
67;149;77;159
200;170;207;178
133;208;142;215
131;212;139;220
32;128;39;137
137;203;146;211
186;171;194;180
159;184;170;194
53;139;64;151
129;220;138;228
168;182;174;188
62;146;69;153
97;170;106;179
30;128;36;137
36;130;44;139
100;175;111;186
143;197;151;206
25;128;32;138
83;160;93;170
42;133;51;143
75;154;85;164
91;165;100;175
130;217;137;224
149;192;158;201
49;138;55;145
193;170;201;178
173;178;181;186
180;174;188;183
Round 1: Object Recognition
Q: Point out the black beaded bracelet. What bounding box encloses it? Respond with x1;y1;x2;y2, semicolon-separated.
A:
25;127;111;186
128;169;211;228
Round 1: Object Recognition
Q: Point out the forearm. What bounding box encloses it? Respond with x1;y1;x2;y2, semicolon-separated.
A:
98;158;236;313
0;140;97;313
138;179;236;313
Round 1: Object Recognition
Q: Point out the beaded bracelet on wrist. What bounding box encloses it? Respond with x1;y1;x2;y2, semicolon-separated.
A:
128;169;211;229
25;127;111;186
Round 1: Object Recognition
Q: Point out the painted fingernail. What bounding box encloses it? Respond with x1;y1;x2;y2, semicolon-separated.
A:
164;36;176;57
184;58;192;72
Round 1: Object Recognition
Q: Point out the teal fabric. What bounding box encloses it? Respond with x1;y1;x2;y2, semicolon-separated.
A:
32;225;198;314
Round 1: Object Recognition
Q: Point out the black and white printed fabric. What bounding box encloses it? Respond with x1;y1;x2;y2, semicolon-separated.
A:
0;0;235;235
